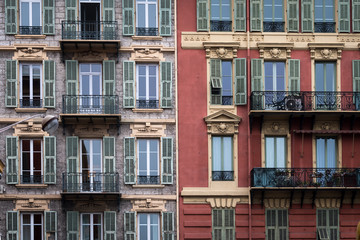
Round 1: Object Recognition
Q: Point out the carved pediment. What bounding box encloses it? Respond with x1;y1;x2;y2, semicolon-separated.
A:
132;199;166;212
257;42;294;59
203;42;240;59
14;44;47;61
204;110;241;134
130;46;164;61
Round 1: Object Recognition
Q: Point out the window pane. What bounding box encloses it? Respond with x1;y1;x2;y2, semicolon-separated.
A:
276;137;286;168
21;2;30;26
222;61;232;96
137;4;146;27
265;137;275;167
32;2;41;26
221;0;231;20
212;137;222;171
326;138;336;167
325;63;335;91
80;64;91;72
211;0;220;20
316;138;325;168
139;76;147;99
315;63;325;91
223;137;233;171
81;75;90;95
22;225;31;240
149;76;157;99
325;0;334;21
265;62;274;90
92;76;101;95
138;140;147;175
92;64;101;73
263;0;272;21
274;0;283;20
148;4;157;27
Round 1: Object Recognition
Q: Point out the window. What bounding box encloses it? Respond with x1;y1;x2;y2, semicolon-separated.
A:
81;213;103;240
137;64;159;109
19;0;41;34
138;139;159;184
264;62;285;109
21;213;43;240
210;58;247;106
139;213;160;240
21;139;42;184
266;209;288;240
212;136;233;181
136;0;158;36
20;63;42;108
79;63;102;113
210;0;232;31
81;139;102;192
316;137;337;168
315;62;336;110
265;136;286;168
314;0;335;32
212;208;235;240
317;209;339;240
263;0;284;32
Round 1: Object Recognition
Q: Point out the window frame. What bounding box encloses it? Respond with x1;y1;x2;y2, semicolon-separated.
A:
263;0;284;22
136;63;159;109
314;0;335;23
138;212;160;240
211;136;234;181
212;208;235;240
21;212;44;240
19;0;42;28
265;208;288;240
137;138;160;184
20;138;43;184
19;63;43;108
265;136;287;168
136;0;159;35
315;136;338;168
80;212;103;240
316;208;339;240
210;59;234;105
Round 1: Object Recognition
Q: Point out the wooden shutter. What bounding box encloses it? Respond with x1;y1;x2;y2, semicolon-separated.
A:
161;137;173;184
44;60;56;108
66;136;79;192
338;0;350;32
103;60;116;114
160;0;172;36
6;136;18;184
251;59;263;91
6;60;17;108
65;60;78;113
278;209;288;240
104;211;116;240
45;211;57;239
250;0;262;31
44;136;56;184
162;212;174;240
287;0;299;32
67;211;79;240
43;0;55;35
124;137;135;184
266;209;276;240
234;0;246;31
235;58;247;105
123;61;135;108
103;136;116;192
123;0;134;35
124;212;136;240
7;211;18;240
160;61;172;108
353;0;360;32
288;59;300;91
103;0;115;40
212;209;235;240
5;0;17;34
302;0;313;32
210;59;222;104
197;0;208;31
328;209;339;240
65;0;77;22
353;60;360;107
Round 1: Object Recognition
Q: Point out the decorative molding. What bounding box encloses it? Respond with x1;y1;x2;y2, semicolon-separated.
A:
14;121;47;137
74;51;107;61
264;198;290;208
74;125;109;137
263;121;289;135
204;42;240;59
287;34;315;43
315;198;341;208
313;121;339;131
308;43;344;60
130;47;164;61
204;110;241;135
258;43;294;59
13;44;48;61
75;201;106;211
337;35;360;43
206;197;243;208
15;199;49;211
132;199;166;212
131;123;166;137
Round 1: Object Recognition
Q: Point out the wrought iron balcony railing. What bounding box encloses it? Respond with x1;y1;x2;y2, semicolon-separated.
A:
21;175;43;184
136;100;159;109
251;91;360;111
19;26;42;35
137;175;160;185
211;95;233;105
136;27;158;36
20;99;42;108
210;20;232;31
62;172;119;192
62;95;119;114
212;171;234;181
251;168;360;188
263;21;285;32
314;22;336;33
61;21;118;40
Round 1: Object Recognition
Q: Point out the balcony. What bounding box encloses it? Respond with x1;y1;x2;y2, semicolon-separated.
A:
19;26;42;35
137;175;160;185
212;171;234;181
263;21;285;32
136;27;158;36
62;95;119;114
210;20;232;31
21;175;43;184
20;99;42;108
314;22;336;33
136;100;159;109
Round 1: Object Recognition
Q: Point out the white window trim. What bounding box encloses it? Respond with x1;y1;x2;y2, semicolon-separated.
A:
21;212;43;240
20;139;43;181
20;0;42;27
136;0;159;28
80;213;103;240
136;64;159;101
79;63;102;112
138;213;160;240
264;61;286;91
137;139;160;177
19;63;43;107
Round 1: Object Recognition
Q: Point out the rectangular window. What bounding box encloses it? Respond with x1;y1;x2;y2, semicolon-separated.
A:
81;139;102;192
138;139;159;184
265;136;286;168
81;213;103;240
20;0;41;35
79;63;102;113
263;0;284;32
138;213;160;240
315;62;336;110
212;136;233;181
266;209;288;240
21;139;42;184
316;137;337;168
210;0;232;31
212;208;235;240
21;213;43;240
211;60;233;105
20;63;42;108
314;0;335;32
136;64;159;109
317;209;339;240
264;62;285;109
136;0;158;36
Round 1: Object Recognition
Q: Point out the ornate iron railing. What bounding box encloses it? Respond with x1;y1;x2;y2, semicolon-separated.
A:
251;91;360;111
136;100;159;109
19;26;42;35
21;175;43;184
137;175;160;185
136;27;158;36
62;95;119;114
314;22;336;33
251;168;360;188
61;21;118;40
62;172;119;192
212;171;234;181
263;21;285;32
211;96;233;105
20;99;42;108
210;20;232;31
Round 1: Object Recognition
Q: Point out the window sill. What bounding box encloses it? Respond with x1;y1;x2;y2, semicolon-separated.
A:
14;34;46;39
132;35;163;41
15;108;47;113
132;184;165;188
16;184;48;188
132;108;164;113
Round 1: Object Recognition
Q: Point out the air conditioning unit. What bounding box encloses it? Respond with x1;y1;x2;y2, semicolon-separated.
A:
285;96;302;111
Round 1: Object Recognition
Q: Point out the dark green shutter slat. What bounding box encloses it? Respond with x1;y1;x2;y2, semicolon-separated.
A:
353;0;360;32
124;137;135;184
65;60;78;113
353;60;360;92
234;0;246;31
45;211;57;240
6;60;17;108
338;0;350;32
103;137;116;192
103;0;115;39
197;0;208;31
289;59;300;92
161;137;173;184
66;136;79;192
250;0;261;31
105;211;116;240
43;0;55;35
123;61;135;108
5;0;17;34
103;60;116;114
44;136;56;184
251;59;263;91
302;0;313;32
235;58;247;105
124;212;136;240
65;0;77;22
6;136;18;184
287;0;299;32
160;62;172;108
123;0;134;35
162;212;174;240
210;59;222;105
44;60;56;108
160;0;172;36
67;211;79;240
7;211;18;240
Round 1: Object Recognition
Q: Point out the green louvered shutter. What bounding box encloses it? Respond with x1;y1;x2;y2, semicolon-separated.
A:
213;209;235;240
353;0;360;32
124;212;136;240
266;209;276;239
287;0;299;32
103;60;116;114
66;136;79;192
124;137;135;184
45;211;57;239
44;136;56;184
210;59;222;104
103;137;116;192
162;212;174;240
103;0;115;40
160;62;172;108
104;211;116;240
338;0;350;32
6;60;17;108
6;136;18;184
43;0;55;35
160;0;172;36
65;60;78;113
5;0;17;34
7;211;18;240
302;0;313;32
44;60;56;108
353;60;360;107
278;209;288;239
123;0;134;35
234;0;246;31
67;211;79;240
161;137;173;184
251;59;264;109
123;61;135;108
197;0;208;31
289;59;300;92
250;0;262;31
235;58;247;105
65;0;77;39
